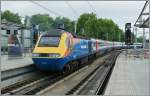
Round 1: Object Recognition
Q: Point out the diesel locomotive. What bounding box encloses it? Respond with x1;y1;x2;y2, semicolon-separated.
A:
32;28;123;71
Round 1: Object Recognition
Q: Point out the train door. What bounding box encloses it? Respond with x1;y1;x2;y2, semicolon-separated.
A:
88;41;92;53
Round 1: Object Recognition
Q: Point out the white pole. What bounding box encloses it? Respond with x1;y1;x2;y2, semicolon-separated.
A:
143;28;145;50
0;3;1;77
74;21;77;34
107;32;108;41
0;17;1;70
135;27;137;43
149;1;150;60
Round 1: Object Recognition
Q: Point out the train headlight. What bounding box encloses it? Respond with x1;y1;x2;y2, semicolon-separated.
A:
49;53;60;58
32;53;39;57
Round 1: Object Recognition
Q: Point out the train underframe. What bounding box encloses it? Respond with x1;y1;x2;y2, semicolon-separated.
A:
62;47;117;73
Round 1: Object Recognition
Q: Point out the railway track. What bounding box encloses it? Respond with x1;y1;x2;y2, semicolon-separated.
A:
1;64;35;81
1;50;121;95
1;71;52;94
1;65;38;94
1;64;57;95
2;65;82;95
2;62;83;95
6;74;60;95
73;51;120;95
37;50;121;95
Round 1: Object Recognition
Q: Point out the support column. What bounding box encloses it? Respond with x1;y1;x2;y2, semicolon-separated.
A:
107;32;108;41
149;1;150;59
135;27;137;43
74;21;77;34
143;28;145;50
0;14;1;68
21;29;25;57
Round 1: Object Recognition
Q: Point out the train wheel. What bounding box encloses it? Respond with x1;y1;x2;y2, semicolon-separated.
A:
73;61;79;70
63;64;71;74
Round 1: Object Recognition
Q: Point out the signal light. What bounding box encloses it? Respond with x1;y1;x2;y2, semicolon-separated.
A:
125;23;132;45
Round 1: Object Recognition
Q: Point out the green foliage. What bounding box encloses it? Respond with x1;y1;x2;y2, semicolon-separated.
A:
137;36;143;43
77;13;97;36
1;10;21;24
77;13;124;41
2;10;125;42
30;14;53;31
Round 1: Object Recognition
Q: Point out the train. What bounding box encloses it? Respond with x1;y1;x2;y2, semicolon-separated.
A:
32;28;124;71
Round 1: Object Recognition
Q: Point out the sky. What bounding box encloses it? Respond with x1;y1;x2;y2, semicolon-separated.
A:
1;1;149;39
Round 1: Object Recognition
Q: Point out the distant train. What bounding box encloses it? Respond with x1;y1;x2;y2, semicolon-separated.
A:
32;28;124;71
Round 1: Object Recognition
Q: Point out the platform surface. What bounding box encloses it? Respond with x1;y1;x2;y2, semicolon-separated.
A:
1;53;33;71
105;49;150;95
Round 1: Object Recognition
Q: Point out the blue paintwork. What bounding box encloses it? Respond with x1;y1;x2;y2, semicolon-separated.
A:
32;56;71;71
32;39;91;71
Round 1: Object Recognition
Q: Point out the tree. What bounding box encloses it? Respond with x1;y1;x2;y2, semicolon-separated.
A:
137;36;143;43
3;10;124;42
84;16;98;38
30;14;53;31
77;13;97;36
1;10;21;24
76;12;124;42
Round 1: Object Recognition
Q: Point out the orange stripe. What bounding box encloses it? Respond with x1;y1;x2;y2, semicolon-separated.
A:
63;49;70;57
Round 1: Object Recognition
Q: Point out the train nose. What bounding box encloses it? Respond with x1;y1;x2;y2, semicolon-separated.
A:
32;58;57;71
32;57;67;71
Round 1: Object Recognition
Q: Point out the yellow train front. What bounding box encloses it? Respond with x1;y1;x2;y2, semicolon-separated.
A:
32;29;91;71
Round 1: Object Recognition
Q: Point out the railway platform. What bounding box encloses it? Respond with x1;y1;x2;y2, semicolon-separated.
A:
105;49;150;95
1;54;33;71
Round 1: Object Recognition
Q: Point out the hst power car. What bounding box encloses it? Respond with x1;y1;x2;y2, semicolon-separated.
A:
32;28;123;71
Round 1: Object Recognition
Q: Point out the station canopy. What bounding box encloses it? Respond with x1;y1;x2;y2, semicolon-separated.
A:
134;1;149;28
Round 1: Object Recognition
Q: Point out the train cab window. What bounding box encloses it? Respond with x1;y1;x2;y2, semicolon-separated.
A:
38;36;60;47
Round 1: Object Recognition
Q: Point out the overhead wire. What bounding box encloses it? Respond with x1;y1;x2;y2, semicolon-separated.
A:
65;1;78;33
87;1;99;17
30;1;62;17
65;1;78;18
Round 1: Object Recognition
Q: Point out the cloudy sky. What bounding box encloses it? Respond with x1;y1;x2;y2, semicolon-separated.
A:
1;1;149;38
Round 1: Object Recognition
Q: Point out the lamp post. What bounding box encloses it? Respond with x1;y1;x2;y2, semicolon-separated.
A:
0;15;1;68
149;1;150;60
143;27;146;50
135;27;137;43
74;21;77;34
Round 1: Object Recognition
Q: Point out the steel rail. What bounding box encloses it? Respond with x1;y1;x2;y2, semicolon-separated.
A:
1;64;35;81
67;51;121;95
1;71;51;94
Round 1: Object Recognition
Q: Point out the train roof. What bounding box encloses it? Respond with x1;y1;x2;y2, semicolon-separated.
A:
42;29;66;37
42;28;90;40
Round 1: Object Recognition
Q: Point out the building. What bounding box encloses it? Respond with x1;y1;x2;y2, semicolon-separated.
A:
1;20;32;54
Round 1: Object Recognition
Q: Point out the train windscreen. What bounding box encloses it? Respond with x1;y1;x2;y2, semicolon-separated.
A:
38;36;60;47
